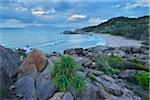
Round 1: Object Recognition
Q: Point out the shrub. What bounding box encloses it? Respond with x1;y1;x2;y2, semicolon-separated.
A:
96;55;112;76
86;73;99;83
105;55;125;70
110;67;120;75
130;58;145;65
73;76;86;93
125;62;149;72
96;55;123;76
17;48;27;60
0;86;10;98
53;55;85;93
135;71;150;89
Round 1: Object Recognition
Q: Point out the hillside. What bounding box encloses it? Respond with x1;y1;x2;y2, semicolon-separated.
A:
79;16;149;41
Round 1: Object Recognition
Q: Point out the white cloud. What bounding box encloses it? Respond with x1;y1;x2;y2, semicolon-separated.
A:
68;14;87;21
0;19;26;28
31;7;45;16
115;4;121;8
123;0;150;9
16;6;28;12
17;0;120;3
31;7;56;17
88;18;107;25
45;8;56;14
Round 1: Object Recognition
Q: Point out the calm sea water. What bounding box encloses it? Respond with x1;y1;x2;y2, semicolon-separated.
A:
0;26;106;53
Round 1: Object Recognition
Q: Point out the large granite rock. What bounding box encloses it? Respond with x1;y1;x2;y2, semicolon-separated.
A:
14;54;57;100
17;49;47;79
96;74;141;100
75;81;102;100
118;69;137;80
36;60;56;100
15;75;36;99
49;92;65;100
96;75;123;96
63;92;73;100
0;45;20;98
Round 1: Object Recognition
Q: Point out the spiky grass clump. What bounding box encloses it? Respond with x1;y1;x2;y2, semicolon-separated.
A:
53;55;85;93
135;71;150;89
96;55;124;76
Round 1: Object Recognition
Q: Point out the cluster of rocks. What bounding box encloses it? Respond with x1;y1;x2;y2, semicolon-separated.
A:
0;45;149;100
64;46;149;68
62;30;85;34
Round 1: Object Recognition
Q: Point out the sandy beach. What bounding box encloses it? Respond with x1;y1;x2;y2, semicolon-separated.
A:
97;34;143;47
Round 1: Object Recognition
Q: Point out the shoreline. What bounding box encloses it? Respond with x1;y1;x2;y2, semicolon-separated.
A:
96;33;143;48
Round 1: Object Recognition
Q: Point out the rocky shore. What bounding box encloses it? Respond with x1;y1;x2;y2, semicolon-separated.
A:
0;44;149;100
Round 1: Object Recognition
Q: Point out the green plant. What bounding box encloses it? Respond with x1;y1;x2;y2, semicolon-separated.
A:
96;55;122;76
86;73;98;82
0;86;10;98
96;55;112;76
73;76;86;93
135;71;150;89
125;62;149;72
130;58;145;65
17;48;27;60
110;67;120;75
53;55;85;93
106;55;125;70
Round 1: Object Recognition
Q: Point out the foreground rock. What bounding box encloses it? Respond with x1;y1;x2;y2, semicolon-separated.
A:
1;45;148;100
12;49;56;100
15;76;36;99
0;45;20;98
74;81;102;100
35;60;56;100
97;75;123;96
17;49;47;79
118;69;137;80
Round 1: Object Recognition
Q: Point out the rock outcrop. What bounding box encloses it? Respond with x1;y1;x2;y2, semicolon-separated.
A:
11;49;56;100
1;45;148;100
17;49;47;79
0;45;20;98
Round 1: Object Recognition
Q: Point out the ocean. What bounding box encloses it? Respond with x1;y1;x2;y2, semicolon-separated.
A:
0;26;106;53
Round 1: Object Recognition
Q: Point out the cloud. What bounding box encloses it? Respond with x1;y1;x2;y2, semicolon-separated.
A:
31;7;45;16
67;14;87;21
0;0;148;27
16;0;121;3
88;18;108;24
0;19;26;28
31;6;56;17
16;6;28;12
123;0;150;9
45;8;56;14
115;4;121;8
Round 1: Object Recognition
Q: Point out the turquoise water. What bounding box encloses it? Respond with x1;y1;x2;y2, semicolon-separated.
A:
0;26;106;53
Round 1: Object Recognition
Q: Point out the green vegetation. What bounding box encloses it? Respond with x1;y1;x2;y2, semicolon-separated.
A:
0;86;10;98
96;55;124;76
135;71;150;89
52;55;85;93
81;16;149;41
130;58;145;65
125;62;149;72
104;55;125;70
73;76;86;93
86;73;99;83
126;58;149;71
17;48;27;60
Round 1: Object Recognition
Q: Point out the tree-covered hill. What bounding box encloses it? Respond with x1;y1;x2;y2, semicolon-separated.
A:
80;16;149;41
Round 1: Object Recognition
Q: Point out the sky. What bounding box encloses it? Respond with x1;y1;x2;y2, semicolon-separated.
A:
0;0;149;28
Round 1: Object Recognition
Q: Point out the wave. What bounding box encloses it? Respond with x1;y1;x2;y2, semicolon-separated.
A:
42;40;64;47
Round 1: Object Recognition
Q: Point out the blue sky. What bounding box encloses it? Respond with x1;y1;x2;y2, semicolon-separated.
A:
0;0;149;28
